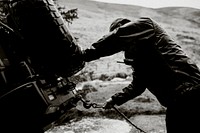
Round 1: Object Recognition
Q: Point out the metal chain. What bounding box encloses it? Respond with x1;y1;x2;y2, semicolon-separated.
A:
79;97;147;132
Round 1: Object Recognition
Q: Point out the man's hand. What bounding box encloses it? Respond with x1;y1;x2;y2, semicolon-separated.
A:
103;98;115;109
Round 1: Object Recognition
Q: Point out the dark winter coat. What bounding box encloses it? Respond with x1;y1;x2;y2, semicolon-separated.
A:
84;17;200;107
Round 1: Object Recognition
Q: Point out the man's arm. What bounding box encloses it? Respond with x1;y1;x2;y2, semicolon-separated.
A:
109;74;146;106
83;17;155;62
83;31;124;62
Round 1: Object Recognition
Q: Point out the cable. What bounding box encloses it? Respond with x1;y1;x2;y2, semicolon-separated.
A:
112;106;147;133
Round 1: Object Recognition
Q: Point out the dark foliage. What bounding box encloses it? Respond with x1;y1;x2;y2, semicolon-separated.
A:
54;0;78;24
0;0;79;24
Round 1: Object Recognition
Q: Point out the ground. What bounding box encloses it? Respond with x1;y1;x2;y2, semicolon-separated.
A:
46;79;167;133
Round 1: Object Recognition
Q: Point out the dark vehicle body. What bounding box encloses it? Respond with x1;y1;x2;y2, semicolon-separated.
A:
0;0;84;132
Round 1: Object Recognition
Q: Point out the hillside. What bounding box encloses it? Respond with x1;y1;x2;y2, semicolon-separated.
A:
58;0;200;77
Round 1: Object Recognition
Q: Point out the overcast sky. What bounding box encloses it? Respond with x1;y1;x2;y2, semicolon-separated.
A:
92;0;200;9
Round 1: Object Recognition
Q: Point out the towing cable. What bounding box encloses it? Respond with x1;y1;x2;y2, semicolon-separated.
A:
77;94;147;133
112;106;147;133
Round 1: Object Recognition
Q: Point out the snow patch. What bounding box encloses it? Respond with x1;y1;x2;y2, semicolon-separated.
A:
46;118;132;133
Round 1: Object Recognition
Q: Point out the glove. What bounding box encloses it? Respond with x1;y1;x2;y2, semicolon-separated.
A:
82;47;101;62
103;98;115;109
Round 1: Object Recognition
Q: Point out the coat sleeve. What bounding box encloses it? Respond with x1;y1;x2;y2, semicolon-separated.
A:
83;17;155;62
111;73;146;106
83;30;125;62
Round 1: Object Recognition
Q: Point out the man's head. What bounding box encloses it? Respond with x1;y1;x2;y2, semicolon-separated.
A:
109;18;131;32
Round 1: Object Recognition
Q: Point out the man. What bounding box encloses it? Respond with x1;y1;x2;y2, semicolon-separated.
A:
82;17;200;132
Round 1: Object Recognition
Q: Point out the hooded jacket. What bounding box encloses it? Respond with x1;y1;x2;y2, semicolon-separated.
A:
84;17;200;107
